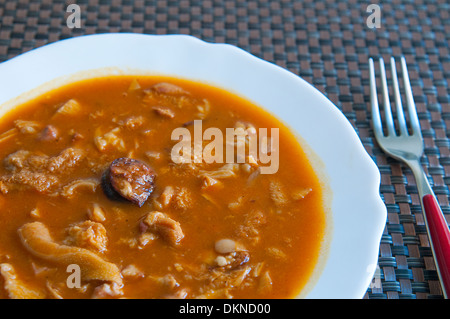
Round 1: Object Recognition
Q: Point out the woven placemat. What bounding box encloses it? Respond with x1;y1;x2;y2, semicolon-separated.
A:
0;0;449;299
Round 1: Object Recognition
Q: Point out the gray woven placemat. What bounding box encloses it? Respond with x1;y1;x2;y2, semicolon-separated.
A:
0;0;449;299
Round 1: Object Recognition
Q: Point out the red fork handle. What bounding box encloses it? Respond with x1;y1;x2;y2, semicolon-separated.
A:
422;194;450;298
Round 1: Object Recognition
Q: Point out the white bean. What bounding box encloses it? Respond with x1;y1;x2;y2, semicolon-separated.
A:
215;256;228;267
214;239;236;254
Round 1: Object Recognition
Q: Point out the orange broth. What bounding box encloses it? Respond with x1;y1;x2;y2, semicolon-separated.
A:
0;76;326;299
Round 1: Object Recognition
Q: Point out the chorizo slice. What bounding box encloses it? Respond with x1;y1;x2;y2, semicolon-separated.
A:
102;157;156;207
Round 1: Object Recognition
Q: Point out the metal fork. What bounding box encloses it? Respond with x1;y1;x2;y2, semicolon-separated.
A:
369;56;450;298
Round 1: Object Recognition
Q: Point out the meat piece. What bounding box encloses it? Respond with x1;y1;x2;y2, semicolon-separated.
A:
0;170;59;194
18;222;122;285
172;187;192;210
157;186;192;210
236;210;266;244
102;157;156;207
39;125;59;141
64;221;108;253
231;266;251;287
122;115;146;129
140;211;184;246
156;274;179;289
0;263;46;299
71;131;84;142
60;178;99;198
152;106;175;118
14;120;41;134
199;265;251;293
0;148;85;194
199;164;240;179
159;186;175;208
94;127;125;152
201;175;223;190
3;148;84;173
91;283;123;299
266;247;286;259
151;82;189;95
269;180;288;206
46;147;85;173
228;251;250;269
121;264;144;279
88;203;106;223
4;150;43;171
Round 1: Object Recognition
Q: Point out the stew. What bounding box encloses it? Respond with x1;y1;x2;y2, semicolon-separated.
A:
0;76;326;299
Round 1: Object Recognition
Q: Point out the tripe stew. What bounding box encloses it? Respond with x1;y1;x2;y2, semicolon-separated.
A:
0;76;326;299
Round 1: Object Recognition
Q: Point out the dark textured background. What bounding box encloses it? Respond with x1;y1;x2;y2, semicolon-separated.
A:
0;0;449;299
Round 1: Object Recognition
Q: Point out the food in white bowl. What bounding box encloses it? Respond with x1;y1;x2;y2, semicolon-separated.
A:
0;34;386;299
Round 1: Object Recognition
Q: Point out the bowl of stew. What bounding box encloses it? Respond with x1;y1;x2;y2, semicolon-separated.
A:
0;33;386;299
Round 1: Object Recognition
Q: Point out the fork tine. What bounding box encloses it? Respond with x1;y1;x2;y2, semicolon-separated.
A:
400;56;422;137
390;57;409;136
369;58;384;139
379;57;396;136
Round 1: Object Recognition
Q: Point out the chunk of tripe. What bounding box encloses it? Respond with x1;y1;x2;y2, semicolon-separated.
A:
18;221;122;285
141;211;184;246
0;263;46;299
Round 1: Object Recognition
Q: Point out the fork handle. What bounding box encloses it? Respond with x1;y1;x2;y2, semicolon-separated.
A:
410;159;450;298
422;194;450;298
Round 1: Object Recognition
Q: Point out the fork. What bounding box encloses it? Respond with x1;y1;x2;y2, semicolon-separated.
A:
369;56;450;298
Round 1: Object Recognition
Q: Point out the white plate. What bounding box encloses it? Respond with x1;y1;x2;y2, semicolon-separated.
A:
0;33;386;299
